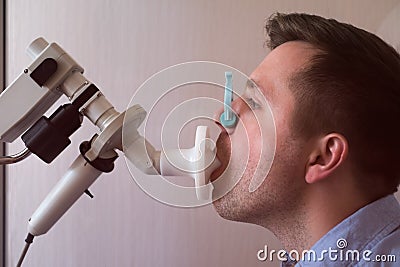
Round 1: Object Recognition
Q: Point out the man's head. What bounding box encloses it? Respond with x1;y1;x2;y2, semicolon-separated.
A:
211;13;400;226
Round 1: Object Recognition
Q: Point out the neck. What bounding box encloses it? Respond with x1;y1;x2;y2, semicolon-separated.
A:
261;176;378;254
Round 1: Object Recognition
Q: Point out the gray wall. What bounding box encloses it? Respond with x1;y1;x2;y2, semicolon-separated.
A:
5;1;400;266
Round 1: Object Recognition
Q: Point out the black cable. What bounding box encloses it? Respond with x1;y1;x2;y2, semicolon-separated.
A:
16;233;34;267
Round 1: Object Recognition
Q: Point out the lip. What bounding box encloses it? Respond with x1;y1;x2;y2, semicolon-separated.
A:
210;153;223;182
210;131;230;182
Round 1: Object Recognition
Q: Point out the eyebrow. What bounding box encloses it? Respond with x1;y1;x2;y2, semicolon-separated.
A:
246;79;258;90
246;78;264;96
245;78;271;102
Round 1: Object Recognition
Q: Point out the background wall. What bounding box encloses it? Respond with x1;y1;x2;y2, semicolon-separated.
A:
0;1;4;265
5;1;400;266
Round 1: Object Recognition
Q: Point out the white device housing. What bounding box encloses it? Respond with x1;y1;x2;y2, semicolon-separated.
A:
0;38;83;142
0;37;221;239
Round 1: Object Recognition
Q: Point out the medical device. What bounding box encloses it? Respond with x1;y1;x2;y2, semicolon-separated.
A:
0;38;222;266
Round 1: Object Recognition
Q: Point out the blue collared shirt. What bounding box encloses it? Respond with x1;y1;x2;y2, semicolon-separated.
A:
281;194;400;266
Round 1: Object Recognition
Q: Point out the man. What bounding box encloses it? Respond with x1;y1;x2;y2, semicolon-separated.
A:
211;13;400;266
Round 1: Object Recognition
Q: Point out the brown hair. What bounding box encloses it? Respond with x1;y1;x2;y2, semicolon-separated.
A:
265;13;400;193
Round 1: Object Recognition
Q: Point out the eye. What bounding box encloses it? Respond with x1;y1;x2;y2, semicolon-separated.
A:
245;97;261;110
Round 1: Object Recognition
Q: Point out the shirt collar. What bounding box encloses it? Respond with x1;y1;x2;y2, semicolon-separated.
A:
294;194;400;266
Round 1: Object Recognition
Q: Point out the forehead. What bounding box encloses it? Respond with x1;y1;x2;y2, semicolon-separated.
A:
249;41;317;100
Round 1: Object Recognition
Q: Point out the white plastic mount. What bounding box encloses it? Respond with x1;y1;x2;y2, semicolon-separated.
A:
123;106;220;200
159;126;220;200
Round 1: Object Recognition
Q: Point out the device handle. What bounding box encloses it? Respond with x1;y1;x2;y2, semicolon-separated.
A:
28;154;103;236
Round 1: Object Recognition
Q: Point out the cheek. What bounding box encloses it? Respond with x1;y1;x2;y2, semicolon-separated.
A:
271;97;295;147
248;125;262;163
265;110;308;190
226;103;277;192
228;114;263;182
241;109;275;166
231;113;261;160
242;111;262;145
274;114;295;156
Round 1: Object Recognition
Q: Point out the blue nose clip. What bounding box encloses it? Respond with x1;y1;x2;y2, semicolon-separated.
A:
219;71;237;128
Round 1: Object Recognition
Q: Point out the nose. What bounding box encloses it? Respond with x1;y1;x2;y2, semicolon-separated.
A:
214;97;245;135
231;96;247;114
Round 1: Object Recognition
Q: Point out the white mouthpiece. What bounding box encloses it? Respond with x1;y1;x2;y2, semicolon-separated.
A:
160;126;220;200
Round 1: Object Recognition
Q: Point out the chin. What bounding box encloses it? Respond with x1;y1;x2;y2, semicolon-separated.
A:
212;199;242;222
211;168;273;226
211;183;253;223
213;199;259;224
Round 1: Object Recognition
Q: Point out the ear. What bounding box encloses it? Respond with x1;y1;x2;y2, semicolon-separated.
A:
305;133;348;184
